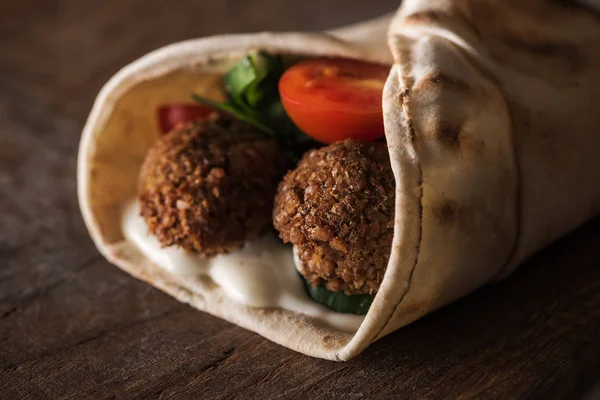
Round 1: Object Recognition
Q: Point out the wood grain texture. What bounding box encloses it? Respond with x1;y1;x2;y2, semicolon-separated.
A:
0;0;599;398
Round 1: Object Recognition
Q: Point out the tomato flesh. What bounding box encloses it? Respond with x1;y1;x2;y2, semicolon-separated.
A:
278;58;389;144
157;104;214;134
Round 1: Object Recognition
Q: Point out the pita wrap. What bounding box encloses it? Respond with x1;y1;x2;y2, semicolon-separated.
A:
78;2;600;361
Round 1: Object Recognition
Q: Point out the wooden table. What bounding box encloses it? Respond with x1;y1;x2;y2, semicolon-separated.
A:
1;1;599;398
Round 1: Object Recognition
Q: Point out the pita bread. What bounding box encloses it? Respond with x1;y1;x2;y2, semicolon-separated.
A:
374;0;600;343
78;2;600;361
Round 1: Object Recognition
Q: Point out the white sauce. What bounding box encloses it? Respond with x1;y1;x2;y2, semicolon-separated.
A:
122;201;364;332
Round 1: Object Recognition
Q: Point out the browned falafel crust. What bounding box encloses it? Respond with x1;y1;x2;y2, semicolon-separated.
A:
273;139;395;295
139;116;285;255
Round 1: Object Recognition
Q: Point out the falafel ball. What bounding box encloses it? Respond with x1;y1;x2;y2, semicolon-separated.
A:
273;139;395;295
139;115;285;255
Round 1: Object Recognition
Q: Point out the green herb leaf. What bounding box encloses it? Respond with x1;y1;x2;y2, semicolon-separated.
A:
191;94;275;136
224;53;282;108
223;56;258;104
192;52;317;165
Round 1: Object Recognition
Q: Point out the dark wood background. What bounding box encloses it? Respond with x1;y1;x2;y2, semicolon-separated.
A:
1;1;599;398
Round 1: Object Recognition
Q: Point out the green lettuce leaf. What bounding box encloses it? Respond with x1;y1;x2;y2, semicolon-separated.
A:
192;52;316;164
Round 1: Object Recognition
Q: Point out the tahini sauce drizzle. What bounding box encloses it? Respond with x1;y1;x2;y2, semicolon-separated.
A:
122;201;364;332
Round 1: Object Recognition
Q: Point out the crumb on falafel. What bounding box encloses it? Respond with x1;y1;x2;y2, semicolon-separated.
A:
139;115;286;255
273;139;395;295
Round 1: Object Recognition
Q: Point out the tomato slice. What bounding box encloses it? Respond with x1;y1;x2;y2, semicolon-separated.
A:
157;104;214;134
278;58;390;144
